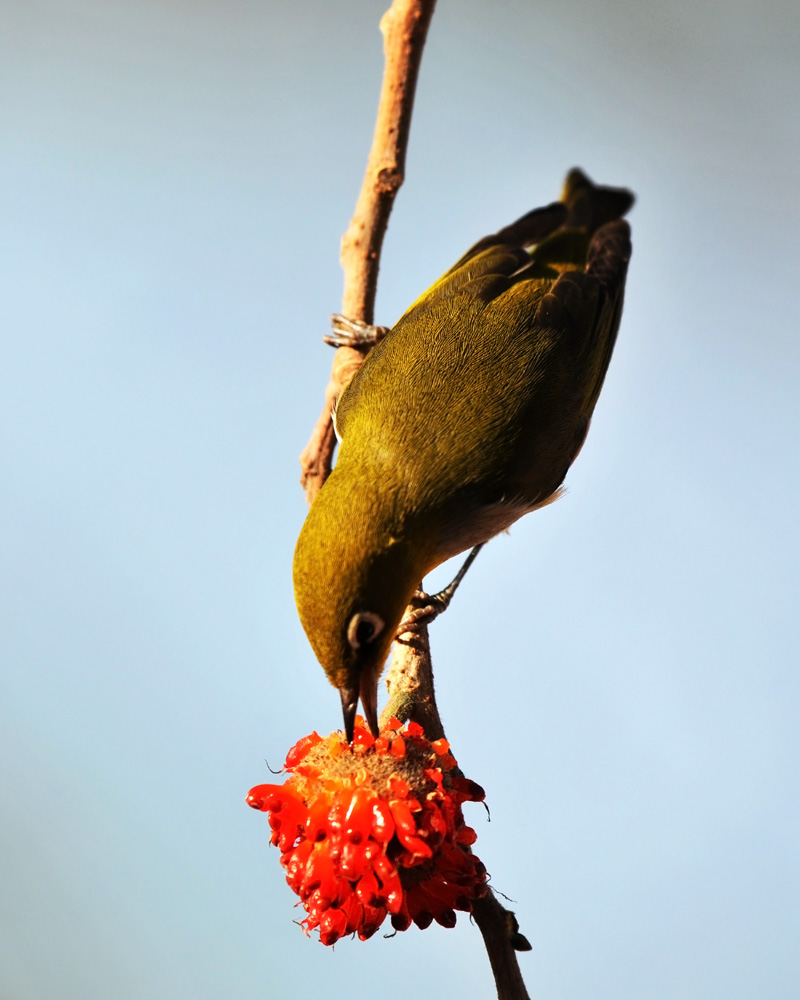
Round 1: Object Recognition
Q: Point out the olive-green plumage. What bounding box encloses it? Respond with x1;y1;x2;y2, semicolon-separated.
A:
293;169;633;739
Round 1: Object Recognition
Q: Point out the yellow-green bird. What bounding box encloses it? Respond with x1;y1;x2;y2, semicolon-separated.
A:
294;169;633;741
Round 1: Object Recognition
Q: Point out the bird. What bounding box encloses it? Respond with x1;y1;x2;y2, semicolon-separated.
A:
293;168;633;741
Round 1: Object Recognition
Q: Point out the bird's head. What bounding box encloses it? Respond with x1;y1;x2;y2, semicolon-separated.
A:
292;470;426;741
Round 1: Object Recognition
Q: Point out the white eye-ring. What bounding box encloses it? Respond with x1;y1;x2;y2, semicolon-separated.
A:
346;611;385;650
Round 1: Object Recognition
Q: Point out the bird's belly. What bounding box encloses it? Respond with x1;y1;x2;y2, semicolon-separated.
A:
430;486;564;570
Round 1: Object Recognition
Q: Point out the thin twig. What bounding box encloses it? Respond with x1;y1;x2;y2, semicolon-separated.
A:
380;621;444;741
298;3;532;996
382;621;532;999
472;895;533;1000
383;619;532;1000
299;0;437;503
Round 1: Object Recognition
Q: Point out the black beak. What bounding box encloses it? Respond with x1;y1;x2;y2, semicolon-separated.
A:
339;669;380;743
340;686;358;743
359;668;380;738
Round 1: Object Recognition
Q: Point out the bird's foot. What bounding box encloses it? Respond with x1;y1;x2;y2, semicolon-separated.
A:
323;314;389;349
395;589;448;636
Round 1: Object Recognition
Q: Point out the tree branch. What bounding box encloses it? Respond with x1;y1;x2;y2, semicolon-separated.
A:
472;895;533;1000
297;3;533;995
299;0;437;503
380;621;444;742
382;619;533;1000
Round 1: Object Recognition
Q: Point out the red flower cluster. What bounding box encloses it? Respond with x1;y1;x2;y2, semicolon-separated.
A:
247;716;487;944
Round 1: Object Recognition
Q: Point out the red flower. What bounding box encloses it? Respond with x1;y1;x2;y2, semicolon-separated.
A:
247;717;487;944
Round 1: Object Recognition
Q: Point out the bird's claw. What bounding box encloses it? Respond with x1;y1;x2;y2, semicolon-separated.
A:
395;591;448;636
323;314;389;349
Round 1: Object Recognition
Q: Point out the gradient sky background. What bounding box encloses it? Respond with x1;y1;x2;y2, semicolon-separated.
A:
2;1;798;998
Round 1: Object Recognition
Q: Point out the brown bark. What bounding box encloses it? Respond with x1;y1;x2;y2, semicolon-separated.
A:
297;3;533;995
299;0;437;503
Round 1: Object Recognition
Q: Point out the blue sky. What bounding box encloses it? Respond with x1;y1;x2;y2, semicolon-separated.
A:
2;1;798;997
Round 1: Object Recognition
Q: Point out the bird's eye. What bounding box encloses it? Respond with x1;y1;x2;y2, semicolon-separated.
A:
347;611;385;650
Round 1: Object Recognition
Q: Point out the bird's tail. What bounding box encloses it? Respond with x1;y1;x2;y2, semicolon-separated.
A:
561;168;634;232
462;168;633;262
